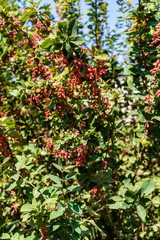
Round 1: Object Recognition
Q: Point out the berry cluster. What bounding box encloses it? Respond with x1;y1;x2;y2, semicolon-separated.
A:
0;134;13;159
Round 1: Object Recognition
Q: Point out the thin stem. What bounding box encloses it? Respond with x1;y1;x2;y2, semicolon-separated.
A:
138;0;148;92
95;0;100;51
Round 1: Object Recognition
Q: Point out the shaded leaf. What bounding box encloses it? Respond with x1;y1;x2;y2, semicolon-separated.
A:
67;185;82;192
53;163;63;171
57;21;67;33
66;42;72;52
80;225;91;235
140;179;155;197
65;173;76;181
68;19;78;36
69;203;82;214
124;178;133;190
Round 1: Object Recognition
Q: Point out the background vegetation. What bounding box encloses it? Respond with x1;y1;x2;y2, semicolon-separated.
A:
0;0;160;239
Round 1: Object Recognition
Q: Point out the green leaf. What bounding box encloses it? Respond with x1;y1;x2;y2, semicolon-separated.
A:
105;177;114;183
71;220;80;231
99;139;105;149
137;204;146;222
43;198;57;205
72;223;91;235
128;67;142;75
25;235;35;240
69;203;82;214
65;173;76;181
119;186;127;196
21;213;32;222
138;111;146;123
5;181;17;191
71;36;85;45
72;232;79;240
53;163;63;171
52;225;60;231
104;169;112;178
95;54;108;60
80;225;91;235
125;191;135;203
28;143;37;154
81;107;93;115
152;196;160;207
109;202;122;209
2;157;10;165
111;196;123;201
33;188;40;198
67;185;82;192
41;38;54;49
121;202;131;209
68;19;78;36
21;204;37;213
15;155;25;171
48;175;62;185
64;165;75;172
1;233;10;239
58;67;65;74
140;179;155;197
57;21;67;33
127;76;137;90
123;178;133;190
66;42;72;52
57;202;65;212
146;20;158;27
89;220;103;233
12;173;19;181
152;116;160;121
152;224;158;232
11;232;21;240
10;89;18;96
140;198;151;207
22;9;35;21
50;211;63;220
48;100;55;109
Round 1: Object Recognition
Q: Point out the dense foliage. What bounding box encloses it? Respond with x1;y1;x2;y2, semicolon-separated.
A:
0;0;160;239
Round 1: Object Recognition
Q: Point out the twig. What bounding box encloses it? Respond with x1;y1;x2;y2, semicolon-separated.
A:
19;226;37;235
19;174;47;200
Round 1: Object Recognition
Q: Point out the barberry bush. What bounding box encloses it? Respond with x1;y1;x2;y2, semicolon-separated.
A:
0;0;160;239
